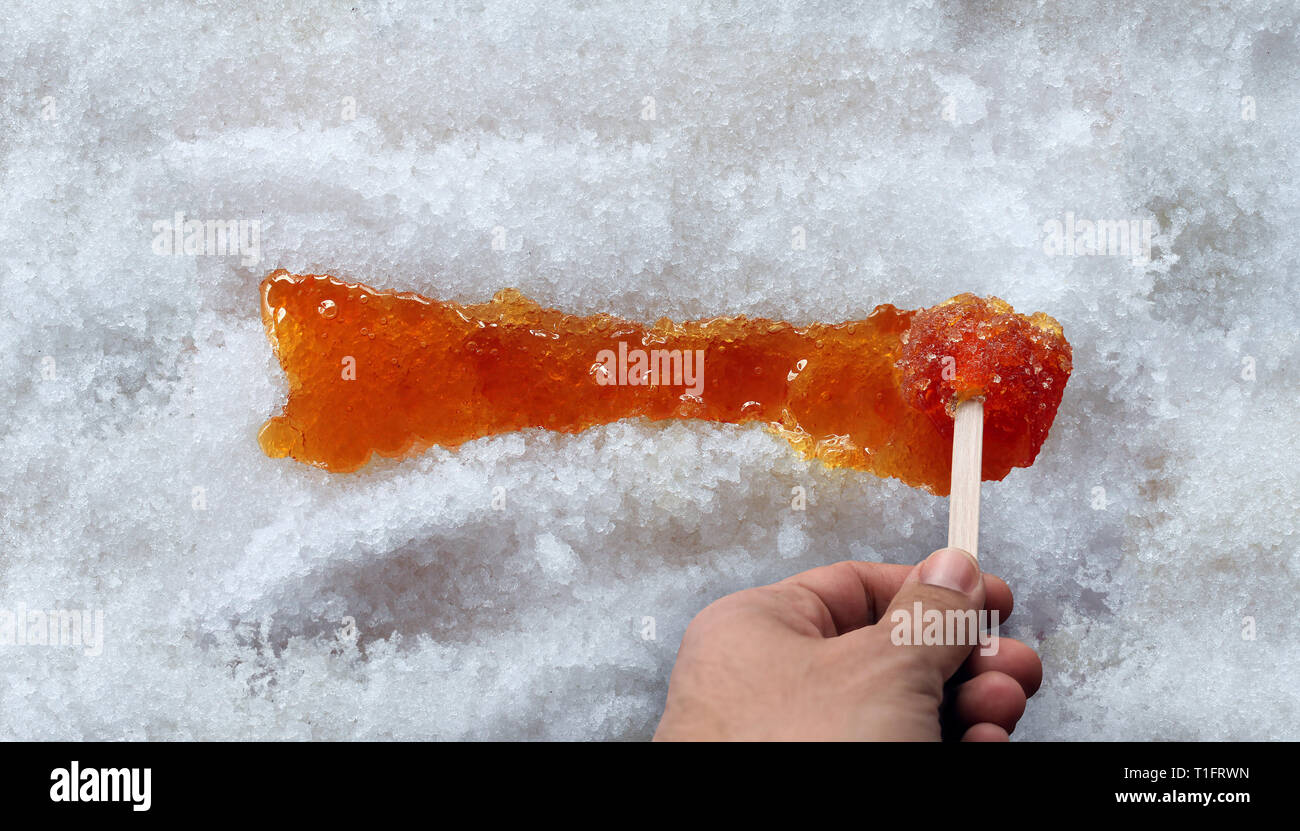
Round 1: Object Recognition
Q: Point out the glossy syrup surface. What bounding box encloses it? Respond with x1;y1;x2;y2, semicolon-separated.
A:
258;271;1072;494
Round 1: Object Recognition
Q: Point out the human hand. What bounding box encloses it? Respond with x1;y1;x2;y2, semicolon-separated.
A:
653;548;1041;741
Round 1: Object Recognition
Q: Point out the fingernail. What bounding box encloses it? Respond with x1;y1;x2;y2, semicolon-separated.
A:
919;547;980;594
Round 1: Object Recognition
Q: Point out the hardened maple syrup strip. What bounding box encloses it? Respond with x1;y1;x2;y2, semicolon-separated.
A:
258;271;1071;495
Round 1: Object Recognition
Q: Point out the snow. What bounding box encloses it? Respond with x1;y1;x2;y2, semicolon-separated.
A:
1;0;1296;739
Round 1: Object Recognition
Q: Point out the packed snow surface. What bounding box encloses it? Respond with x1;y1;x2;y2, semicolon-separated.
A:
2;0;1297;739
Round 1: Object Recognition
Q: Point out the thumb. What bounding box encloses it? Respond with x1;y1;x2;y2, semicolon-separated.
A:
871;547;987;690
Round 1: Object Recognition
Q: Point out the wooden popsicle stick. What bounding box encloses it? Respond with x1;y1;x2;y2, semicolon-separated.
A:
947;398;984;560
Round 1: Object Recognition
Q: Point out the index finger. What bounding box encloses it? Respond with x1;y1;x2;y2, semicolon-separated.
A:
779;560;1014;636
